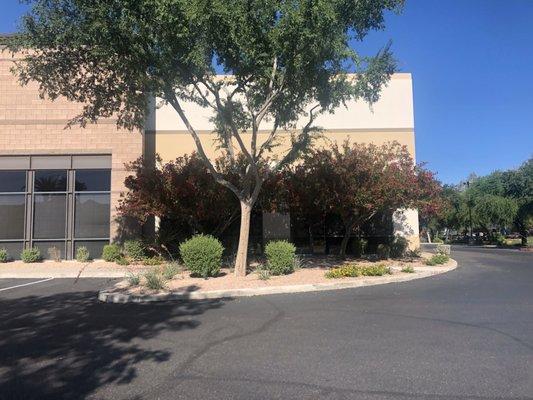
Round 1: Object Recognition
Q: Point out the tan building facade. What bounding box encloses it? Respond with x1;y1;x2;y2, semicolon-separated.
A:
0;48;418;259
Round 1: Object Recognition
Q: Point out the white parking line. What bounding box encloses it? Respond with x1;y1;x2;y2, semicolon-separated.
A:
0;277;54;292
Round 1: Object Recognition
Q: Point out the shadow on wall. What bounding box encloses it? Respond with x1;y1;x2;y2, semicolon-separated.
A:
0;288;225;400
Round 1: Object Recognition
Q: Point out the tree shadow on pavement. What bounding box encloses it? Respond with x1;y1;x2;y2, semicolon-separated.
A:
0;288;225;399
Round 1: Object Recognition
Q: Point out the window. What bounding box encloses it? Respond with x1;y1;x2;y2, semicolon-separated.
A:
0;156;111;259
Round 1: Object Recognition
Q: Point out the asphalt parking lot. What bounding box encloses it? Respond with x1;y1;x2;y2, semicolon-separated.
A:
0;247;532;400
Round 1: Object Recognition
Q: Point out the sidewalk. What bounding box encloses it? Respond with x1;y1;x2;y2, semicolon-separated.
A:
0;260;149;279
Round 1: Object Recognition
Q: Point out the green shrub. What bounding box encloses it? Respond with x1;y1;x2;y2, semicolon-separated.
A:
353;239;368;257
432;237;444;244
325;263;391;279
116;257;130;266
264;240;296;275
436;244;451;256
425;253;449;266
21;248;41;263
142;256;165;266
76;246;91;262
179;234;224;278
144;268;166;290
0;248;9;263
376;244;390;260
257;267;271;281
47;246;62;262
124;240;145;261
401;265;415;273
390;236;408;259
127;272;140;286
494;234;506;247
102;244;122;262
162;262;181;280
406;248;421;259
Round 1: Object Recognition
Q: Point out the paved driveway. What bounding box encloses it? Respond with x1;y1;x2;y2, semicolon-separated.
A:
0;247;532;400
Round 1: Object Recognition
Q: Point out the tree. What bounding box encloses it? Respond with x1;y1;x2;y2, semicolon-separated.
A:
9;0;403;275
285;141;442;257
118;153;239;243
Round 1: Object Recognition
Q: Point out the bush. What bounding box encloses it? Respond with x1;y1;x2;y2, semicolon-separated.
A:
116;257;130;266
401;265;415;273
179;234;224;278
436;244;451;256
256;266;271;281
406;248;421;259
376;244;390;260
390;236;408;259
162;262;181;280
47;246;62;262
425;253;449;266
76;246;91;262
21;248;41;263
124;240;145;261
144;268;166;290
102;244;122;262
325;263;391;279
264;240;296;275
494;234;506;247
432;237;444;244
127;273;140;286
353;238;368;257
0;249;9;263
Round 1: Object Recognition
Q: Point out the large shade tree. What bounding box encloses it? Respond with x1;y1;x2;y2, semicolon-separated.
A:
9;0;404;275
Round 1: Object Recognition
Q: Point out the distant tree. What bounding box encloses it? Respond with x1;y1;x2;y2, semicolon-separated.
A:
9;0;403;275
472;194;518;235
285;141;442;257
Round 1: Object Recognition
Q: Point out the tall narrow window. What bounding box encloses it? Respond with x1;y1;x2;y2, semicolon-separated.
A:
0;171;26;259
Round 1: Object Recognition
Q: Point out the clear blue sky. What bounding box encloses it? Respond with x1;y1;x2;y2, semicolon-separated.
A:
1;0;532;184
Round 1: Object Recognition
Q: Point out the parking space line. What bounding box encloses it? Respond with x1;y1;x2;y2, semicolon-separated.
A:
0;277;54;292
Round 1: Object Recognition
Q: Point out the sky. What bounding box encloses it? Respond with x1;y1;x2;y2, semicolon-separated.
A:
1;0;532;184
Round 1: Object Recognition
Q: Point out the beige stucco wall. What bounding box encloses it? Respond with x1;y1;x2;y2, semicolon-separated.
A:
0;51;143;240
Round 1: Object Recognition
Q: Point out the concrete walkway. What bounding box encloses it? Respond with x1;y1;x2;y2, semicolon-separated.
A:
0;260;149;278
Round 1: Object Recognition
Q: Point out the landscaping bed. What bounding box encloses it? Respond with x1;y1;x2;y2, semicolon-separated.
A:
100;253;457;302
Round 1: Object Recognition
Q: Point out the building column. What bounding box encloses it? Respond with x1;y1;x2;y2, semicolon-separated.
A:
392;208;420;250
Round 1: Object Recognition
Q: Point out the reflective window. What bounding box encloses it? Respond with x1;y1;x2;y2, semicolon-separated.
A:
75;194;110;238
33;241;65;260
75;170;111;192
0;242;23;260
74;240;108;260
34;170;67;192
0;171;26;192
0;195;25;240
34;194;67;239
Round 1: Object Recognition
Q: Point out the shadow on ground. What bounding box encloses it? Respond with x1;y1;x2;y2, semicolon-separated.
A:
0;289;225;399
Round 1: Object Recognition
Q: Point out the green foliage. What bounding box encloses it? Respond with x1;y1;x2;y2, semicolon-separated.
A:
432;237;444;244
425;253;449;266
325;263;391;279
436;244;451;256
256;266;271;281
179;235;224;278
353;239;368;257
406;248;421;259
21;248;41;263
0;248;9;263
494;234;506;247
102;244;122;262
123;240;145;261
76;246;91;262
47;246;62;262
116;257;130;266
390;236;408;258
144;268;166;291
142;256;165;266
376;244;390;260
162;262;181;280
401;265;415;273
264;240;296;275
127;273;141;286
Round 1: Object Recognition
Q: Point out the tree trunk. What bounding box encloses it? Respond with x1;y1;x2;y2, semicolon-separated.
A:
340;220;355;259
234;201;252;277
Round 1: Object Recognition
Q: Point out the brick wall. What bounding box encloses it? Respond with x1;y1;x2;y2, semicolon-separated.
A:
0;51;144;240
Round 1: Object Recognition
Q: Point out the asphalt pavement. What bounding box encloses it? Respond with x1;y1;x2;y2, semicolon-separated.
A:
0;246;532;400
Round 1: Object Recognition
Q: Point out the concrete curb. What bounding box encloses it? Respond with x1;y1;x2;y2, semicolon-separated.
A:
98;259;458;303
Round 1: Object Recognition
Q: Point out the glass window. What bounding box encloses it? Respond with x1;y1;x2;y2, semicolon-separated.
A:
34;194;67;239
33;241;65;260
75;170;111;192
0;195;25;240
74;240;109;260
0;242;24;260
34;170;67;192
75;194;110;238
0;171;26;192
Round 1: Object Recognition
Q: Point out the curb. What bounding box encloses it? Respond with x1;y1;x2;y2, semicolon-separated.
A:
98;260;458;303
